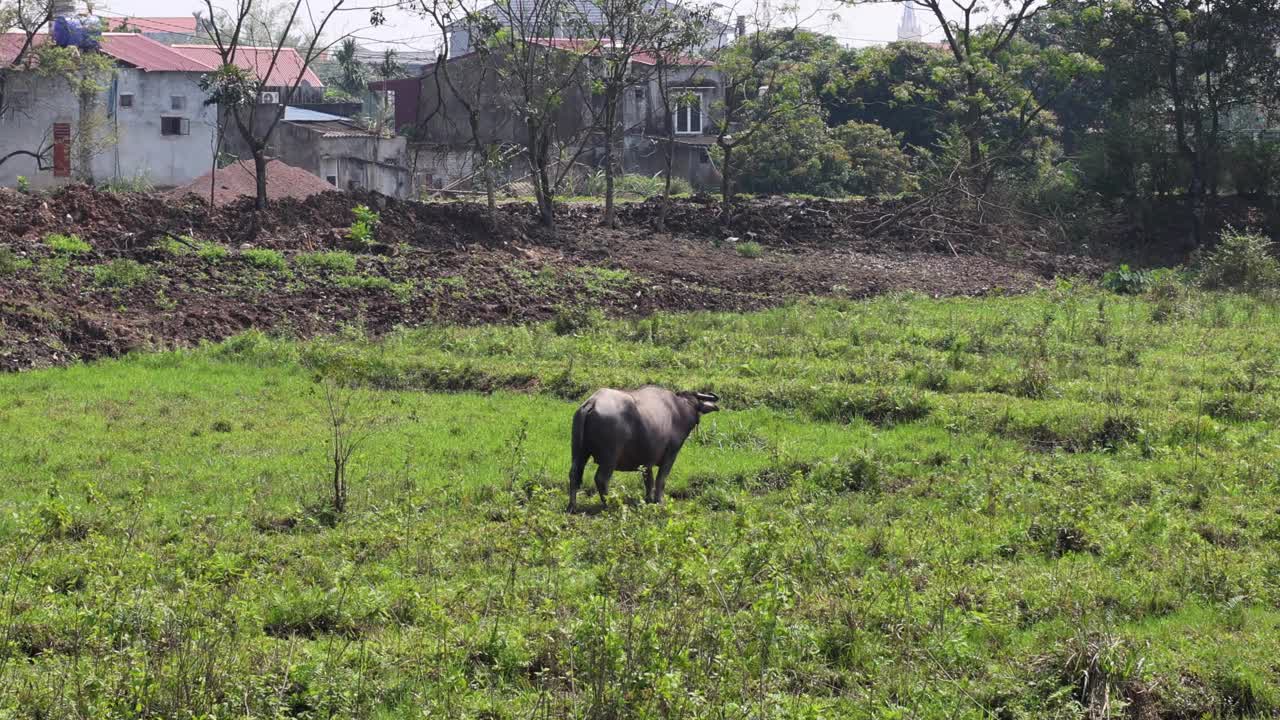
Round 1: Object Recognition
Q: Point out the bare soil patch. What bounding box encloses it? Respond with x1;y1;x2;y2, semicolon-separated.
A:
0;186;1099;371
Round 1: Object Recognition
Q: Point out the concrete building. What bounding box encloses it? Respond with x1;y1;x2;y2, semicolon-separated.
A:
1;30;331;190
220;106;414;197
0;32;217;189
407;40;723;191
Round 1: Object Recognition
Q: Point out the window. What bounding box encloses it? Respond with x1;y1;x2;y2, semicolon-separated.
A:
160;117;189;136
119;94;133;108
170;95;186;110
672;89;703;134
326;175;337;186
633;87;644;102
4;90;31;121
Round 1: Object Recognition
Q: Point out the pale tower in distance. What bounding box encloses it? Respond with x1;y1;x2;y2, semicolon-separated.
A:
897;3;925;42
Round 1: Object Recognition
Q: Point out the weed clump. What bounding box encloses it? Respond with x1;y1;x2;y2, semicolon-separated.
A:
347;204;380;248
0;247;31;275
552;305;603;336
92;259;152;289
242;248;287;272
45;233;91;257
1198;228;1280;293
810;387;932;426
735;241;764;258
296;251;357;274
197;243;230;264
1101;264;1155;294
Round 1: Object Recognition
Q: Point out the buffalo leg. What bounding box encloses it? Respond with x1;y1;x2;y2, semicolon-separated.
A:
594;461;615;506
568;457;586;513
654;456;677;504
643;466;655;503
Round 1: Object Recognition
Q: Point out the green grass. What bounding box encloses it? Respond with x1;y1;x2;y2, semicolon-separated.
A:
736;240;764;258
196;243;229;264
3;285;1280;718
334;274;414;302
44;233;91;256
241;248;287;272
296;250;358;275
91;259;152;289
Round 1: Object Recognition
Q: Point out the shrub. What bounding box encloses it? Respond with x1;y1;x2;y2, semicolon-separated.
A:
552;305;603;336
0;248;31;275
1227;135;1280;197
17;176;30;194
1198;228;1280;293
45;233;91;256
100;174;154;194
242;248;287;272
735;241;763;259
296;251;357;274
834;121;917;196
92;259;152;289
584;172;692;198
1101;264;1154;295
347;204;380;247
197;243;229;264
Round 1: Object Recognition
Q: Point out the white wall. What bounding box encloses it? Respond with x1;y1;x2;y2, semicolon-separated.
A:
0;67;216;189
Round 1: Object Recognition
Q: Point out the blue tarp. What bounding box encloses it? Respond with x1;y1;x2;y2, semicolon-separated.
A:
52;15;102;51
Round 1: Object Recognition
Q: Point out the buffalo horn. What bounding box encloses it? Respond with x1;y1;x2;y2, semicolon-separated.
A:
695;392;719;402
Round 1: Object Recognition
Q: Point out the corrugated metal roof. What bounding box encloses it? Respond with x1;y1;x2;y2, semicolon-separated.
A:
286;119;379;138
170;44;324;88
284;106;348;122
101;33;216;71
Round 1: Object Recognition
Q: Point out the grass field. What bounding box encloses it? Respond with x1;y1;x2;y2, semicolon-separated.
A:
3;282;1280;719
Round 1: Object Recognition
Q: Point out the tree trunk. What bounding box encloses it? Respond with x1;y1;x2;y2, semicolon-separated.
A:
253;147;269;211
602;90;618;228
657;140;674;233
1164;39;1203;248
719;143;734;227
485;160;498;227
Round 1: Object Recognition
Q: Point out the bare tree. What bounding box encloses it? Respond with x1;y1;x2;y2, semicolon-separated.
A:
650;4;715;230
317;379;383;515
487;0;595;228
199;0;348;209
710;9;814;215
576;0;690;227
0;0;53;170
408;0;510;223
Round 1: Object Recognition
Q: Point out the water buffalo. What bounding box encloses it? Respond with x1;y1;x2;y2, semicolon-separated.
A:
568;386;719;512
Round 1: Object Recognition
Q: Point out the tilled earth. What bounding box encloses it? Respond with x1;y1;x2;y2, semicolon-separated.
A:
0;186;1101;371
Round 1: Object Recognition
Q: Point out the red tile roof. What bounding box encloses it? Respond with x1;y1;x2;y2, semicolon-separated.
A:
102;33;216;71
1;31;213;72
170;44;324;88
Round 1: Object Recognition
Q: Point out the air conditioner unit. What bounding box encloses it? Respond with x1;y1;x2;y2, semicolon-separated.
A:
258;91;280;105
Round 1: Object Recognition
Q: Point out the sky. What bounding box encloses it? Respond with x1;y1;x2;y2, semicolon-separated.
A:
90;0;945;53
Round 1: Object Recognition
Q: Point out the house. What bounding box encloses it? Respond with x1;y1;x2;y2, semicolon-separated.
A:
406;38;724;191
1;28;330;190
0;31;218;189
443;0;734;59
218;106;413;197
169;44;326;104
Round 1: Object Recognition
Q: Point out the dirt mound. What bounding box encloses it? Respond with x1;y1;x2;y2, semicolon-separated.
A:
0;185;1101;372
168;159;337;206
